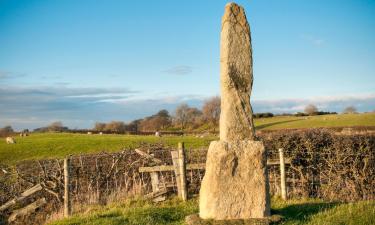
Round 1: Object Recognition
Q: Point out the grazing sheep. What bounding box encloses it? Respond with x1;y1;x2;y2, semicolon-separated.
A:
87;132;92;135
6;137;15;144
19;132;28;137
155;131;161;137
99;132;103;135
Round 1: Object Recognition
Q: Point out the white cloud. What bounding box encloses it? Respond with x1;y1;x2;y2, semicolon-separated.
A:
162;65;193;75
300;34;326;47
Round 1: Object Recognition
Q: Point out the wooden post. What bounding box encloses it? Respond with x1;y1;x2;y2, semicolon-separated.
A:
171;150;182;197
64;158;71;217
150;172;160;192
279;148;287;200
178;142;187;201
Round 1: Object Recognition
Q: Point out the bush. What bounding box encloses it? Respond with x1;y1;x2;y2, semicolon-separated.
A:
254;112;274;118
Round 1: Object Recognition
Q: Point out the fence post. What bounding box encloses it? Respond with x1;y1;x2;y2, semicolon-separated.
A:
64;157;71;217
171;150;182;197
279;148;287;200
150;172;160;192
178;142;187;201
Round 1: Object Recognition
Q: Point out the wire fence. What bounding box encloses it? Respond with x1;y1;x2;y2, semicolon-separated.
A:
0;130;374;224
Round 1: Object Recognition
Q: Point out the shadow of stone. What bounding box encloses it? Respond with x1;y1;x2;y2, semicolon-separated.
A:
256;119;302;130
271;202;339;223
186;214;283;225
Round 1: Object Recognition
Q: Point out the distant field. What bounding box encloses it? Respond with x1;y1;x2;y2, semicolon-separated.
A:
0;134;216;165
254;112;375;130
1;113;374;165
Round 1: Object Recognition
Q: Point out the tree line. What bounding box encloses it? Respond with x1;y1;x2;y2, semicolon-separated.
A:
0;100;363;135
93;96;221;133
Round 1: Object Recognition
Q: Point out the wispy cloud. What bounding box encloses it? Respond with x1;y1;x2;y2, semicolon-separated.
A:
163;65;193;75
0;71;27;80
300;34;326;47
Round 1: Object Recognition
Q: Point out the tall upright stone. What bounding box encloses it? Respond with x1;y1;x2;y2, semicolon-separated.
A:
199;2;270;220
220;2;255;142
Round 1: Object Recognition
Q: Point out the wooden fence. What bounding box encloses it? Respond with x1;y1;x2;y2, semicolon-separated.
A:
3;136;372;224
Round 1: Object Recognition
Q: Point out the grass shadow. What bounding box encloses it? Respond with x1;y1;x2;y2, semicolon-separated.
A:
256;119;302;130
272;201;339;224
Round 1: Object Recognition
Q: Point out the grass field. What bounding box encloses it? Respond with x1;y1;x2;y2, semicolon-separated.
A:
254;112;375;130
1;113;374;165
48;197;375;225
0;134;216;165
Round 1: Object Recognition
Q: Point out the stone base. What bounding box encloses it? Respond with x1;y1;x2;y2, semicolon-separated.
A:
199;140;270;220
185;214;283;225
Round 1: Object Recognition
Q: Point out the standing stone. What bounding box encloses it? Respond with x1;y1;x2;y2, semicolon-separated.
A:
199;2;270;220
220;2;255;142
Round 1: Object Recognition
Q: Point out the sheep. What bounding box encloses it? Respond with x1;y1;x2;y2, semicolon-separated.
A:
6;137;16;144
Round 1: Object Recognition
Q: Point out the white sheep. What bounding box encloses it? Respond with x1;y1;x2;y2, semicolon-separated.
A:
6;137;16;144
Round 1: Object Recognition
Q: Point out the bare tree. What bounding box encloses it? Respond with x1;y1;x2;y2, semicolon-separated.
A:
94;122;106;131
126;119;142;133
202;96;221;131
343;106;357;114
104;121;126;133
187;107;203;128
139;110;172;131
304;104;318;116
48;121;66;132
155;109;171;129
175;104;190;129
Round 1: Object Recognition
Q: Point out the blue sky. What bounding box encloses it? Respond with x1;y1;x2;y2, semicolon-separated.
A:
0;0;374;130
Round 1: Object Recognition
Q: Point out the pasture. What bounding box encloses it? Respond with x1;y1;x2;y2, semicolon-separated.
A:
1;113;374;165
254;112;375;130
0;133;216;165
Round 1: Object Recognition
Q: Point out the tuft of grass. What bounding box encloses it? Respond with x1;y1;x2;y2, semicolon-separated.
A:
48;197;198;225
306;201;375;225
48;197;375;225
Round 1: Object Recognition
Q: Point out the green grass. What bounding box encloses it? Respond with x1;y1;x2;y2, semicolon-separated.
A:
48;197;375;225
1;113;374;165
48;197;198;225
0;133;216;165
254;113;375;130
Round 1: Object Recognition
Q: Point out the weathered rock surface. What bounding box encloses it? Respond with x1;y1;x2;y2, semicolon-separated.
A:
198;2;271;221
220;2;255;142
199;140;270;220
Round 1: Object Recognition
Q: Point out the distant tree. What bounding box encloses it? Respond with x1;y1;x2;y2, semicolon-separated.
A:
104;121;126;133
187;107;203;128
202;96;221;131
295;112;307;117
139;110;172;131
94;122;106;131
47;121;68;132
343;106;357;114
0;126;14;136
254;112;274;118
155;109;172;129
304;104;318;116
126;119;142;133
175;104;190;129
